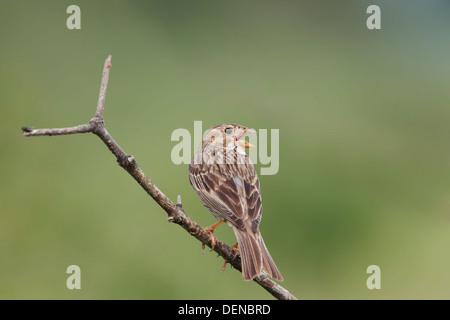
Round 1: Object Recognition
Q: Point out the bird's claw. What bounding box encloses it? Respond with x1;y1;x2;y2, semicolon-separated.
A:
202;225;217;252
221;243;239;273
201;220;224;252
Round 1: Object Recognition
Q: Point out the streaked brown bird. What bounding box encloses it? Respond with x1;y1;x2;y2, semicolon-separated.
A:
189;123;283;281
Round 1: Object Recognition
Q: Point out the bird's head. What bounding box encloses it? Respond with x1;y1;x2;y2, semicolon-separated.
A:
203;123;256;150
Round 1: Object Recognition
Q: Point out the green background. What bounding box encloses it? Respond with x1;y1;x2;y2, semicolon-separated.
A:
1;0;450;299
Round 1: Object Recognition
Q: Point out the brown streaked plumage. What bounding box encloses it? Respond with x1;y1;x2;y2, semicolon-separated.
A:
188;123;283;281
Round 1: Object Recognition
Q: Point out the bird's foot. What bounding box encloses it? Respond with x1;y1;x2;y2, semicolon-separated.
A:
221;242;239;272
202;220;224;252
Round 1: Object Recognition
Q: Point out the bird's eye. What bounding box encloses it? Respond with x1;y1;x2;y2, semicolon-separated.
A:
224;127;233;134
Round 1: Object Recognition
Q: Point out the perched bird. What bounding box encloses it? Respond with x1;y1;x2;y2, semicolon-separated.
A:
189;123;283;281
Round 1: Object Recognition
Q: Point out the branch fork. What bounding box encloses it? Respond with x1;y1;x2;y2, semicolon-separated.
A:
21;55;297;300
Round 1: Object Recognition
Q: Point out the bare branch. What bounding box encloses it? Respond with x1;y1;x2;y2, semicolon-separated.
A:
21;55;297;300
96;55;112;118
21;123;94;137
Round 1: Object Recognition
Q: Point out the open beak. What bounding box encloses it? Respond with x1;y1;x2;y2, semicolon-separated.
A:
237;128;256;148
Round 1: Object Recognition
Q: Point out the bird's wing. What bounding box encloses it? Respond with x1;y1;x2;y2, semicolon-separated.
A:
189;164;262;232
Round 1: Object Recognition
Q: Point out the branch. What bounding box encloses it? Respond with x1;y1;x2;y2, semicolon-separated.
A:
21;55;297;300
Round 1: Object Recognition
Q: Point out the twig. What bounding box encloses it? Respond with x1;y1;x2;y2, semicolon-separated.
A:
21;124;93;136
21;55;297;300
95;55;111;118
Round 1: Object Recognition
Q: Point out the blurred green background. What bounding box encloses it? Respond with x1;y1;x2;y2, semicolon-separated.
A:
1;0;450;299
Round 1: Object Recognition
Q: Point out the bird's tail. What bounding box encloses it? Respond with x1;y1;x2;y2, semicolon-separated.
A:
233;227;283;281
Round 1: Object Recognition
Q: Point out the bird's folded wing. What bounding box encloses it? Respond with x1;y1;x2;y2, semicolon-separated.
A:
190;166;262;232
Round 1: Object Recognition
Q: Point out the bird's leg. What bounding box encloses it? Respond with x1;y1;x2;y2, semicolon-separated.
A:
221;242;239;272
202;219;224;251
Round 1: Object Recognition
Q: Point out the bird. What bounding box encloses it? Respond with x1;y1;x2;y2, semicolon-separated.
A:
188;123;283;281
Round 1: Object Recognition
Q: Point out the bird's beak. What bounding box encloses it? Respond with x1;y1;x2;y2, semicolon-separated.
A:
237;128;256;148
